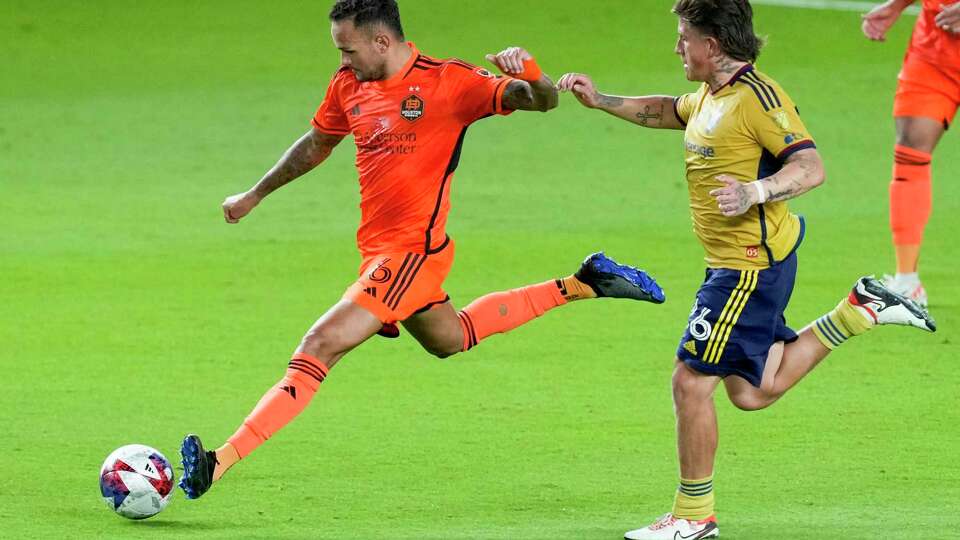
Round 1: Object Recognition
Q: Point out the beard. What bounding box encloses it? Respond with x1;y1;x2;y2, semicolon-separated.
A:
354;63;387;82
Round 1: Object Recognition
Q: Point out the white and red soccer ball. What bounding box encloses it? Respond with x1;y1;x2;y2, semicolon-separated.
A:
99;444;174;519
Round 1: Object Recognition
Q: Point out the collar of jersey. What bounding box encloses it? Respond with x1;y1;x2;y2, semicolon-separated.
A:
710;63;754;95
370;42;421;89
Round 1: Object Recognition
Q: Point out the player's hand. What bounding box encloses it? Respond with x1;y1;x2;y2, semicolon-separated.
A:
556;73;601;108
861;0;905;41
485;47;532;77
935;2;960;33
221;191;261;224
710;175;756;217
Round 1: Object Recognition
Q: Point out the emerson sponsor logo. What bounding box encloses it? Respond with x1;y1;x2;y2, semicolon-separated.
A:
685;140;715;158
356;131;418;155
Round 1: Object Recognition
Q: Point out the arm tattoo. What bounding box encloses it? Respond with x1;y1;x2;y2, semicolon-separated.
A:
598;94;624;108
502;80;534;111
503;78;558;112
762;151;823;203
635;103;664;127
253;131;342;197
735;183;753;214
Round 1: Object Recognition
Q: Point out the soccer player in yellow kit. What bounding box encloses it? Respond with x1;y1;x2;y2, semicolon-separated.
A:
558;1;936;538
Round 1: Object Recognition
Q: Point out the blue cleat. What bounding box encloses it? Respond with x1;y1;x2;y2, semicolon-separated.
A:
575;252;665;304
178;434;217;499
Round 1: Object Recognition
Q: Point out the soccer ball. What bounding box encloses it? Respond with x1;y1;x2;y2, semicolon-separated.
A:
99;444;174;519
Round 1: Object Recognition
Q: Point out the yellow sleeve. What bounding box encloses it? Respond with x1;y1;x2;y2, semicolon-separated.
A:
740;74;816;160
673;93;696;126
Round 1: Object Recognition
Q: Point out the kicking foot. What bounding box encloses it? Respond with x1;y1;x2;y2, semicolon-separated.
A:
881;274;928;308
850;276;935;332
575;252;665;303
179;434;217;499
624;513;719;540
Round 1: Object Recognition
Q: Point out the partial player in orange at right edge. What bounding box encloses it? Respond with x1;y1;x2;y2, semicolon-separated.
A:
862;0;960;306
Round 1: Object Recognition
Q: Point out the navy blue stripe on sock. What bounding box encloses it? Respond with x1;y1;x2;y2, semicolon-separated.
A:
816;318;843;346
823;316;848;342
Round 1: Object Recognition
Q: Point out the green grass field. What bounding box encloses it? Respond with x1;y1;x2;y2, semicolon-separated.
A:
2;1;958;538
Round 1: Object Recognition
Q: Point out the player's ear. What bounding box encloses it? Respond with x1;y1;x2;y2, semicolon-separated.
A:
706;36;723;60
374;31;391;54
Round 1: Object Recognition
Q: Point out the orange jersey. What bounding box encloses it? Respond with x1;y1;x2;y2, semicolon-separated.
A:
312;43;514;257
910;0;960;68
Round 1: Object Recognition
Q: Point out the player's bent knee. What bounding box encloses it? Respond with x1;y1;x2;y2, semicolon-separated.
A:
423;339;462;359
298;329;348;365
895;120;942;153
728;390;777;411
730;395;767;412
672;363;709;402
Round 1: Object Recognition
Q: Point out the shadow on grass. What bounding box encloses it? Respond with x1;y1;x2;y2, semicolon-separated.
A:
119;518;225;530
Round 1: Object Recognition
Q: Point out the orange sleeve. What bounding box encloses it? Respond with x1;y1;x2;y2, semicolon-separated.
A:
311;70;351;136
441;61;516;124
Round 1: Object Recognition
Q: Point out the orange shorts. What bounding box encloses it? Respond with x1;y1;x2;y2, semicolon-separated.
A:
343;237;454;324
895;53;960;128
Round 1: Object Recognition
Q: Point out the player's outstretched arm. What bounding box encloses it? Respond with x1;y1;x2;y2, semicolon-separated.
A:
862;0;914;41
556;73;683;130
485;47;558;112
222;129;344;223
710;148;825;217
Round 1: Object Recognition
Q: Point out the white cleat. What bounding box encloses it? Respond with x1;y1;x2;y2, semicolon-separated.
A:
850;276;936;332
624;513;719;540
881;274;928;308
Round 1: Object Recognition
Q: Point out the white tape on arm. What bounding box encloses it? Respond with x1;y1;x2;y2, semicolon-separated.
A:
750;181;767;204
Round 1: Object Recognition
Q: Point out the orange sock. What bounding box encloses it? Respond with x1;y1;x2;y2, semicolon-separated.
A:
227;352;328;458
890;144;932;245
457;279;568;351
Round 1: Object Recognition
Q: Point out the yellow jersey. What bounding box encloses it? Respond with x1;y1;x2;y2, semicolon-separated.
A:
674;65;815;270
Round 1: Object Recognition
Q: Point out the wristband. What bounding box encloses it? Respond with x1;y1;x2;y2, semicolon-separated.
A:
750;181;767;204
517;58;543;82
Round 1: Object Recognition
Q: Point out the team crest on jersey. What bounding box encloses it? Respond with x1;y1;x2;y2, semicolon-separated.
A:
400;94;424;122
773;110;791;130
475;68;494;78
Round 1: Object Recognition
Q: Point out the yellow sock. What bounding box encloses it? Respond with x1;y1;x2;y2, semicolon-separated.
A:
811;297;874;350
557;275;597;301
672;476;715;521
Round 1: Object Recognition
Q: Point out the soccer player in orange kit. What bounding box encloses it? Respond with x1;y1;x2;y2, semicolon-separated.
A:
862;0;960;306
177;0;665;499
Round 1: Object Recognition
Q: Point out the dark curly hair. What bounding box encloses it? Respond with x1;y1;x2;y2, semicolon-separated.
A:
672;0;764;63
329;0;404;39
